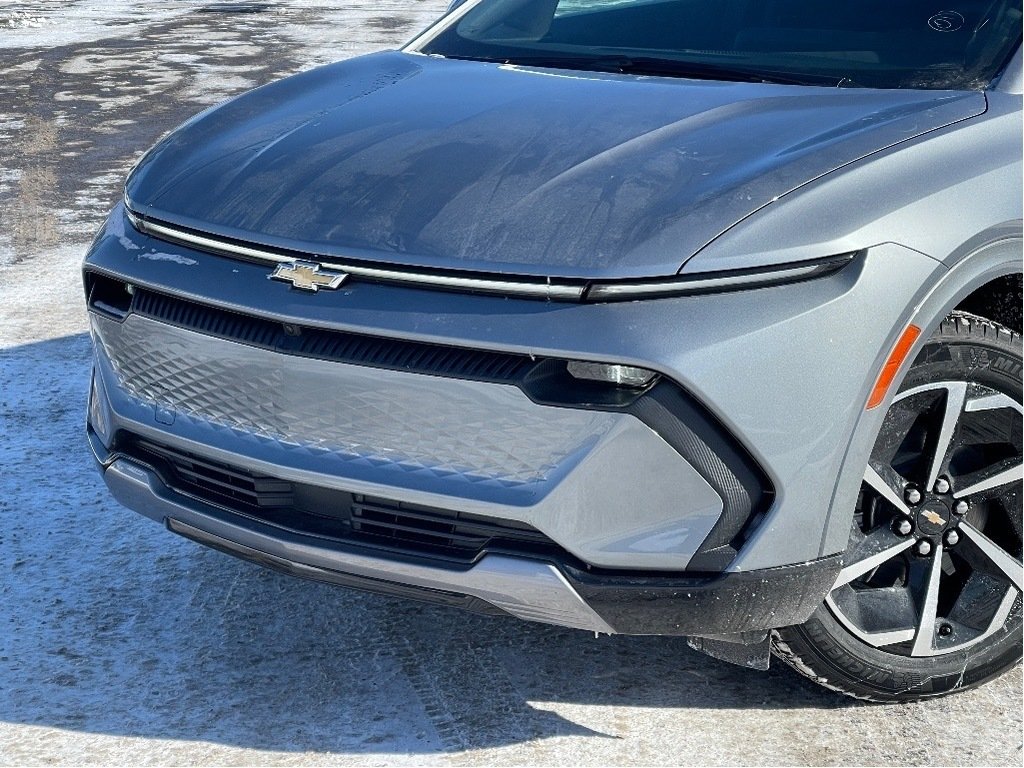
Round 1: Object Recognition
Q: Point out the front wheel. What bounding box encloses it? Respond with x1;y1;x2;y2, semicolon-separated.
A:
773;312;1022;702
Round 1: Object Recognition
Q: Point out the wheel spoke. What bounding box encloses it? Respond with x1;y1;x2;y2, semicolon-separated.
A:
911;542;945;656
926;381;968;492
863;627;917;647
966;391;1024;415
960;522;1023;591
927;586;1019;656
989;587;1020;634
864;463;911;515
824;592;918;648
833;528;915;589
953;462;1024;500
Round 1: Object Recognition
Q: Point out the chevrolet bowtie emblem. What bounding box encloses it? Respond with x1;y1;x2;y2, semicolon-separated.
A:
269;261;348;292
922;510;946;526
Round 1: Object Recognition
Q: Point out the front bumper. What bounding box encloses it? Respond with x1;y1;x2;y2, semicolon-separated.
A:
88;307;743;572
88;319;836;634
84;202;944;635
101;456;617;632
95;448;840;635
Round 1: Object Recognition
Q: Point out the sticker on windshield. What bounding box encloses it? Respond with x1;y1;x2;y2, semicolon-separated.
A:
928;10;965;31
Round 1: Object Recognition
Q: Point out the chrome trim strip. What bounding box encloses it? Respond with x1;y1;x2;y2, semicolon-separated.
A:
128;211;585;301
125;208;854;302
103;458;616;633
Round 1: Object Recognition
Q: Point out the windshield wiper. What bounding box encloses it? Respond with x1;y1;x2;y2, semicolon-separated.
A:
445;53;852;87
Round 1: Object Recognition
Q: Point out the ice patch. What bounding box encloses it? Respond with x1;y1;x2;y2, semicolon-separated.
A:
3;10;54;30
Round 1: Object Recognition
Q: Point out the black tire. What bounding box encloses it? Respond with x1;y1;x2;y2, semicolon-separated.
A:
773;311;1023;702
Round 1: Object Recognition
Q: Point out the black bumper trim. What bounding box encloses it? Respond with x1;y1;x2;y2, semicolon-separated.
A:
169;499;841;636
562;555;843;636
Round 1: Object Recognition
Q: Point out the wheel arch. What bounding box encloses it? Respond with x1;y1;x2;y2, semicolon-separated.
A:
821;229;1023;557
954;273;1022;334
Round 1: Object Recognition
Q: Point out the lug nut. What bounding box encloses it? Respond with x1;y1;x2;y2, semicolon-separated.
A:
954;500;970;516
915;539;934;557
938;623;953;637
934;477;951;494
894;518;914;537
905;487;923;505
945;530;960;547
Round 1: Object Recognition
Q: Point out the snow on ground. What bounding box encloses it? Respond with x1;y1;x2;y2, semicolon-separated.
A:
0;2;1021;766
1;1;186;49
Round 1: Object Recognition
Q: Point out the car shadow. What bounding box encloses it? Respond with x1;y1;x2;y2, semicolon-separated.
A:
2;333;856;757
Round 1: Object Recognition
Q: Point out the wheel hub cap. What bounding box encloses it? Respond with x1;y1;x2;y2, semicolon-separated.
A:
917;500;952;536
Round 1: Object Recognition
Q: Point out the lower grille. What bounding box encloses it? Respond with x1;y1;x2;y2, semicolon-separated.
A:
129;437;560;563
139;440;295;510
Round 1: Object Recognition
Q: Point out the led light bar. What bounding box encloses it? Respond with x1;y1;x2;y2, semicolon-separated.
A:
566;361;658;388
584;254;856;301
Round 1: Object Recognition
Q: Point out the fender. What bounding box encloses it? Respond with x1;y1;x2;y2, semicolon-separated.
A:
820;225;1023;557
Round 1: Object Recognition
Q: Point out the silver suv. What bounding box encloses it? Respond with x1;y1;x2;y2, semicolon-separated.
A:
85;0;1022;700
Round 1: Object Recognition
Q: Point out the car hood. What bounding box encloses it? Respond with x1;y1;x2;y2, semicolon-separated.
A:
126;51;985;279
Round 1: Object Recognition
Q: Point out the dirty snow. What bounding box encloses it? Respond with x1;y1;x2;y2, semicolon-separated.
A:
0;2;1021;766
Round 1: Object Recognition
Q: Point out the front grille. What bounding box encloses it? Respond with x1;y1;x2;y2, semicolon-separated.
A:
129;438;561;563
131;288;532;384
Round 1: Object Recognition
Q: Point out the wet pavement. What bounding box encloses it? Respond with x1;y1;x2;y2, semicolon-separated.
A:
1;3;1022;765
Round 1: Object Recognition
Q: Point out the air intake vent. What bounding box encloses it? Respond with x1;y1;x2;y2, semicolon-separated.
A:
131;288;532;383
350;499;547;555
127;437;561;563
137;439;293;510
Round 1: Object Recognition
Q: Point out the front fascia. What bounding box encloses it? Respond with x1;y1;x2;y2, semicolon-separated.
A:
85;206;945;570
89;312;724;571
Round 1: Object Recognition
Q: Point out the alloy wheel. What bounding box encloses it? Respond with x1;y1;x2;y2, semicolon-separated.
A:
827;380;1023;657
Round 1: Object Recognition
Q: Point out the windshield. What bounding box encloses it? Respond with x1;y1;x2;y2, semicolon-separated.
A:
419;0;1021;89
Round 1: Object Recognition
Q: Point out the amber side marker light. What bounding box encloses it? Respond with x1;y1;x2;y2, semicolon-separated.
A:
866;324;922;410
